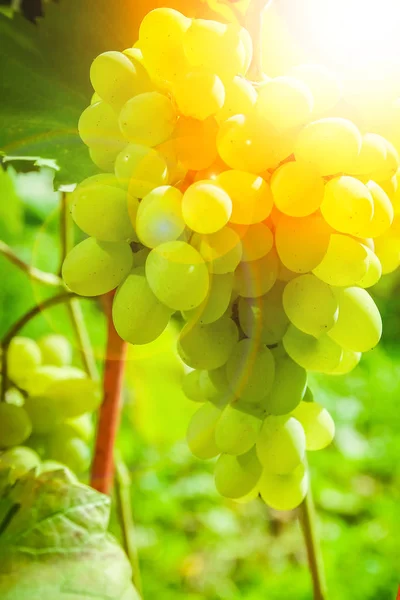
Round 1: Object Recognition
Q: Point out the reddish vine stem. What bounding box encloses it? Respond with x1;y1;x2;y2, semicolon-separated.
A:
90;292;127;494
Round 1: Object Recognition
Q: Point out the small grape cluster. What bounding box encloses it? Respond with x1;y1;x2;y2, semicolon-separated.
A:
62;8;400;510
0;335;100;480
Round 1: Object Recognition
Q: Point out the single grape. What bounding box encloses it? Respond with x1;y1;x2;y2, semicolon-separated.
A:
216;76;257;123
182;370;206;402
321;176;374;236
115;143;169;198
7;337;41;383
214;448;262;499
182;181;232;234
183;272;234;325
113;267;172;345
291;401;335;451
331;350;361;375
119;92;177;146
357;247;382;288
215;405;261;455
349;132;388;176
283;325;343;373
0;446;41;478
264;355;307;415
195;227;243;274
136;186;185;248
186;401;221;459
65;414;94;442
62;237;133;297
256;415;306;474
78;101;126;155
0;404;32;448
358;181;394;238
178;316;238;370
259;462;308;511
270;161;325;217
38;335;72;367
288;64;341;114
312;234;369;286
173;72;225;121
234;248;279;298
256;76;313;130
23;395;64;434
216;170;273;224
226;339;275;404
44;377;102;420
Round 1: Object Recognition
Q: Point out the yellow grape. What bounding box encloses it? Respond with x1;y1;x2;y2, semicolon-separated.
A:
238;282;290;346
112;267;172;345
145;241;209;311
229;223;273;262
115;143;169;198
174;71;225;120
331;350;361;375
7;337;42;384
136;185;185;248
178;316;238;370
350;133;388;176
215;405;261;455
256;415;306;474
283;274;338;337
119;92;177;146
62;238;133;297
259;463;308;511
358;181;394;238
256;76;313;131
374;233;400;274
295;117;362;176
327;287;382;352
182;181;232;233
288;64;341;114
264;355;307;416
195;226;243;274
78;101;126;154
216;75;257;123
216;169;273;224
321;176;374;236
312;234;369;286
357;247;382;288
0;404;32;448
270;161;325;217
226;339;275;404
183;272;234;325
291;402;335;451
234;248;279;298
275;212;331;273
90;51;152;110
214;448;262;499
139;8;191;83
283;325;343;373
171;116;218;171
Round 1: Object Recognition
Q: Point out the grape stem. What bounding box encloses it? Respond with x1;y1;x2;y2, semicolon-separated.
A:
90;291;127;494
299;478;327;600
246;0;272;81
0;240;63;287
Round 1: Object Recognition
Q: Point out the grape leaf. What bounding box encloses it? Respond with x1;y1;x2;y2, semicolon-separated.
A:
0;470;140;600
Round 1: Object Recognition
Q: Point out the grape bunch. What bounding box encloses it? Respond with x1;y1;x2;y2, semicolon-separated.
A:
0;335;100;480
62;8;400;510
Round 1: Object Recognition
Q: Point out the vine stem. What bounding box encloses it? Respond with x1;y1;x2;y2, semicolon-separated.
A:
298;474;327;600
0;240;63;287
90;292;127;494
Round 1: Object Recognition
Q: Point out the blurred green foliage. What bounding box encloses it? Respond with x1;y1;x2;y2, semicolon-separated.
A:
1;169;398;599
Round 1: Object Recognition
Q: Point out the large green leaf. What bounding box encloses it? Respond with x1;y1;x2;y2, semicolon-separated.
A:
0;470;140;600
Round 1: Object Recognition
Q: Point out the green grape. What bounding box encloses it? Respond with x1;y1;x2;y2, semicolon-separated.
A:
259;462;308;511
62;237;133;297
291;401;335;451
214;448;262;499
182;181;232;234
23;395;64;434
256;415;306;474
38;335;72;367
44;377;102;420
123;46;153;84
357;246;382;288
136;186;185;248
217;113;282;173
216;75;257;123
38;461;78;482
288;64;341;114
312;234;369;286
234;248;279;298
275;212;331;273
216;170;273;224
238;282;289;346
170;116;218;171
119;92;177;146
199;368;232;405
358;181;394;238
283;274;339;337
0;404;32;448
256;76;313;131
76;174;123;190
174;72;225;121
19;365;85;396
7;337;41;383
90;50;153;110
264;355;307;415
146;241;209;311
0;446;41;478
183;19;246;80
88;145;122;172
182;370;206;402
215;405;261;455
115;143;169;198
321;176;374;236
229;223;273;262
350;132;388;176
78;101;126;153
226;339;275;404
113;267;172;345
270;161;325;217
186;401;221;459
327;287;382;352
331;350;361;375
295;117;362;176
66;414;94;442
178;316;238;370
4;387;24;407
283;325;343;373
183;272;233;325
195;226;243;274
47;429;91;474
139;8;191;83
71;183;137;242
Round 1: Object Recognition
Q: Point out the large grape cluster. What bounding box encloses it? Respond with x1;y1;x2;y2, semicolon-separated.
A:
0;335;99;479
63;8;400;510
